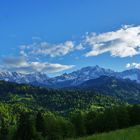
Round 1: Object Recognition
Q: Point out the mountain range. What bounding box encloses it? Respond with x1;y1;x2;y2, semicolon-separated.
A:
72;76;140;104
0;65;140;88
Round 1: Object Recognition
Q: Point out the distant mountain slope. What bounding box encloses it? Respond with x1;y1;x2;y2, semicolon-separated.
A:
119;69;140;83
75;76;140;104
0;66;140;88
51;65;115;86
0;80;124;113
0;71;49;84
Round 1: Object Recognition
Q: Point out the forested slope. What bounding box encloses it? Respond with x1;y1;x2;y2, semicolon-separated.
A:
0;80;125;114
0;81;140;140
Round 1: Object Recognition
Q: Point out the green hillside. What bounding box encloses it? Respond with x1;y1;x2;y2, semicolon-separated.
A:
0;80;125;114
72;76;140;104
70;125;140;140
0;80;140;140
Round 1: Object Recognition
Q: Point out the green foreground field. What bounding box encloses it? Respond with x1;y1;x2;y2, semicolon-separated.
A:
69;125;140;140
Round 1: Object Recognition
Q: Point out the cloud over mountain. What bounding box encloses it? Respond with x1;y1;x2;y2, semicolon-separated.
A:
20;41;84;57
1;25;140;74
20;25;140;60
1;56;74;74
126;62;140;69
85;25;140;57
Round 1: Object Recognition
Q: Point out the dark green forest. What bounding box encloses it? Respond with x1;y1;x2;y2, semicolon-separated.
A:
0;81;125;114
0;81;140;140
68;76;140;104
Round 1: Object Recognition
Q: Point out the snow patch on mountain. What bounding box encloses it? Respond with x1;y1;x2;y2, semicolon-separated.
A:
0;66;140;87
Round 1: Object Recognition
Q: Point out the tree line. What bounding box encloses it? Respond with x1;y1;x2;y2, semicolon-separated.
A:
0;104;140;140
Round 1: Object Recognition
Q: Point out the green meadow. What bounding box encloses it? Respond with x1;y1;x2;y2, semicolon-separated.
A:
70;125;140;140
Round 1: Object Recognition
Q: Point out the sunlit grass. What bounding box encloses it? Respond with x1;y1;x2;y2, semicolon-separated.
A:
69;125;140;140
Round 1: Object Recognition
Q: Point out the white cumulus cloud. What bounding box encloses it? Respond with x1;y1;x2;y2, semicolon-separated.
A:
20;40;85;58
126;62;140;69
85;25;140;57
1;56;74;74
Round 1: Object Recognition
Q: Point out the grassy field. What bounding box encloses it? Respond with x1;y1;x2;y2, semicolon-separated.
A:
69;125;140;140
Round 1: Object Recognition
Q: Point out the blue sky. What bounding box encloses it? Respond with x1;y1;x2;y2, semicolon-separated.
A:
1;0;140;75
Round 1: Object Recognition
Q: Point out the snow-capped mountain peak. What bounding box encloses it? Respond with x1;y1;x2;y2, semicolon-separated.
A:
0;71;49;84
0;66;140;88
119;68;140;83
